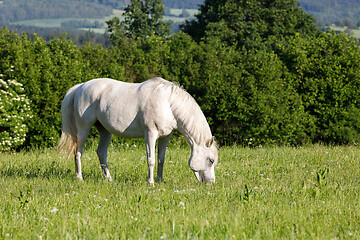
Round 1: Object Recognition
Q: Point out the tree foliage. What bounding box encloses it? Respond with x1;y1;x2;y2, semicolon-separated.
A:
182;0;318;44
180;0;360;145
107;0;171;43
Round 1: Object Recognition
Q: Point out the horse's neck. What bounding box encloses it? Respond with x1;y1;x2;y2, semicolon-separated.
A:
167;82;212;147
176;112;212;148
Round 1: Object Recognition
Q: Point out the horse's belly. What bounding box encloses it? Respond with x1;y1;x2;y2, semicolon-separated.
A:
98;111;145;138
112;120;145;138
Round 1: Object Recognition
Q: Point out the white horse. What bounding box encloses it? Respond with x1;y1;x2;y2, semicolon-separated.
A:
58;77;218;184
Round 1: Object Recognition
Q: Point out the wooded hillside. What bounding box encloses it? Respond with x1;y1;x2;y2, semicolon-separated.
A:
299;0;360;25
1;0;359;28
0;0;202;23
0;0;113;22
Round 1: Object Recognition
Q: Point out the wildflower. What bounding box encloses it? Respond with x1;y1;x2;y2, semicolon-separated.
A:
0;67;32;151
50;207;59;213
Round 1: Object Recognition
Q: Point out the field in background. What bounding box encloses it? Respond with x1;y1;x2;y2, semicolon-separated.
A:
330;25;360;38
1;145;360;239
11;8;198;33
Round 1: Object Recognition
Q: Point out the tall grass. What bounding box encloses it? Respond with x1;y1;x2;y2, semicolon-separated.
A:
1;144;360;239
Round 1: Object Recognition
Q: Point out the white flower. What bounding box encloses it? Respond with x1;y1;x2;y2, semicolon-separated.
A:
50;207;59;213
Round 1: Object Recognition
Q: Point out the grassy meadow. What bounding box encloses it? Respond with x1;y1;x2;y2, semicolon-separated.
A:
1;143;360;239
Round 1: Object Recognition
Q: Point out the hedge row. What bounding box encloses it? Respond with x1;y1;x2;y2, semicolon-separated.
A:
0;27;359;148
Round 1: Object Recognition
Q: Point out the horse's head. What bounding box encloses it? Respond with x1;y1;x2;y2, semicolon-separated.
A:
189;137;218;183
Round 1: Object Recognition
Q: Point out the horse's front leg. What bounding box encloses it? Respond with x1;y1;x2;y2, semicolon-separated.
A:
75;151;83;181
145;131;158;185
96;123;113;181
157;134;172;182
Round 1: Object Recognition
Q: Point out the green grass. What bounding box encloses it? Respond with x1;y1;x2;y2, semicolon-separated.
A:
1;144;360;239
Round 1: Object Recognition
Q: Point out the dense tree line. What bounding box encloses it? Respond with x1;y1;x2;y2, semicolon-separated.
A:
0;0;360;150
0;24;111;47
99;0;201;9
60;20;105;29
178;0;360;145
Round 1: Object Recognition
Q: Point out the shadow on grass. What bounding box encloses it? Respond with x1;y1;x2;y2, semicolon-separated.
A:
1;160;147;184
0;161;74;180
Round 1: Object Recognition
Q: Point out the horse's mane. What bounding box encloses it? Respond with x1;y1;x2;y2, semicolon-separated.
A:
150;78;212;145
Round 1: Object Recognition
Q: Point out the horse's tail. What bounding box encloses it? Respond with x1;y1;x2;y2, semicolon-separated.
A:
57;83;83;157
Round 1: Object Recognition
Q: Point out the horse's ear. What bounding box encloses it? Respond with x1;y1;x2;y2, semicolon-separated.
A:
206;137;215;148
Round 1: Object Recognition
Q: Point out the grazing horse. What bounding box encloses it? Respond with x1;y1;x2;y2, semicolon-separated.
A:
58;77;218;184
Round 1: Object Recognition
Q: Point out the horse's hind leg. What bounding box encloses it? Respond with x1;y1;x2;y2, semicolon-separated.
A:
75;128;90;181
95;123;112;181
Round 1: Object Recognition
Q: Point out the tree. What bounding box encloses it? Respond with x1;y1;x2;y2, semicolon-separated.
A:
343;18;355;29
182;0;318;45
106;0;171;44
178;0;360;145
180;9;191;18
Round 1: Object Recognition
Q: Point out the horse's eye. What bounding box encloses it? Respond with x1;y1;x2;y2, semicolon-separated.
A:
208;158;214;164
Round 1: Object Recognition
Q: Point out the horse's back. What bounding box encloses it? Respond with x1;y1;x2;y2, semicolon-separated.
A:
73;78;176;138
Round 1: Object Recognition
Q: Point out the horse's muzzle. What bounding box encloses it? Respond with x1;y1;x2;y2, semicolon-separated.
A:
193;170;215;183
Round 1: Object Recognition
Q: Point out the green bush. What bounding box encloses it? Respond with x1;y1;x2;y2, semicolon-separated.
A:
276;31;360;144
0;29;97;147
164;35;313;145
0;66;32;151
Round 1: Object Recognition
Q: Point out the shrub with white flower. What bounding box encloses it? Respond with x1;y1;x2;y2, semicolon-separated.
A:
0;66;32;151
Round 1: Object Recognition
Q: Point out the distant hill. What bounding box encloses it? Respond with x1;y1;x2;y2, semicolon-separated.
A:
163;0;203;9
0;0;113;22
299;0;360;25
1;0;358;32
0;0;203;45
0;0;203;23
